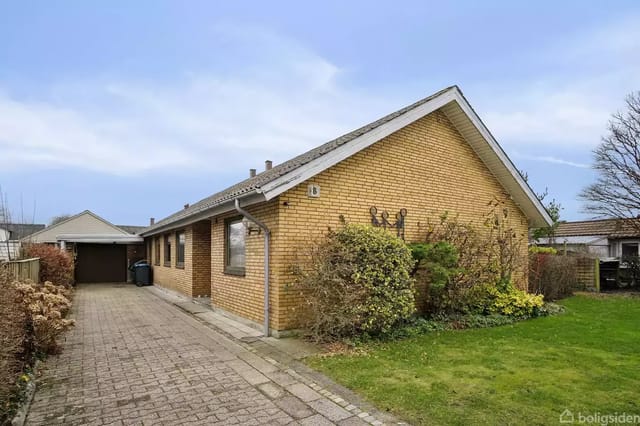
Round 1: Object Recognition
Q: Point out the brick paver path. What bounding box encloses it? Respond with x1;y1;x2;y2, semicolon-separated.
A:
26;284;371;425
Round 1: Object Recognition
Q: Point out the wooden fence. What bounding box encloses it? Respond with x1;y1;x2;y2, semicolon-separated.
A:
575;256;600;292
1;257;40;282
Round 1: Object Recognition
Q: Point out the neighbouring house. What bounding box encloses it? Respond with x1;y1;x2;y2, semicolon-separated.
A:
23;210;145;283
536;218;640;290
536;218;640;259
140;85;552;336
0;223;46;261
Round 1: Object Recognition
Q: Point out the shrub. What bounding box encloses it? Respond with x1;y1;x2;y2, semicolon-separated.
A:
419;198;528;296
0;270;32;424
373;306;564;342
528;253;577;300
466;284;545;318
409;242;460;314
529;246;558;255
420;212;491;289
294;224;416;341
23;244;74;286
486;286;545;317
12;280;74;354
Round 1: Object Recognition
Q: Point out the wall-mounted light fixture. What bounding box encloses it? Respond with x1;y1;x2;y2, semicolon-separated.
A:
242;217;262;235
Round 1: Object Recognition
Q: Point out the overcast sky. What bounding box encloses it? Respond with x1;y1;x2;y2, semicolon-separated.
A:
1;1;639;226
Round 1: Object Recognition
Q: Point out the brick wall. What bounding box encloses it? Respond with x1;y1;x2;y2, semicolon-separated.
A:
192;221;212;297
126;244;145;267
270;110;530;330
148;108;532;332
210;200;279;326
149;220;211;297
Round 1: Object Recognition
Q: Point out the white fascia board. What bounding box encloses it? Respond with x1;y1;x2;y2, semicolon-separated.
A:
140;192;266;237
260;87;552;227
259;89;458;199
450;89;553;226
56;234;143;244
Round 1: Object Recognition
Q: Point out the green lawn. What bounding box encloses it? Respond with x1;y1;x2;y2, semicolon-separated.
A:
306;295;640;425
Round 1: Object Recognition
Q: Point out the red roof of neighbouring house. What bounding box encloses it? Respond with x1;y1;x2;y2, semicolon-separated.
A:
555;218;640;238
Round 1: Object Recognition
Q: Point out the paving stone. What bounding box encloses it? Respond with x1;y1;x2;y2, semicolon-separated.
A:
257;382;285;399
338;416;370;426
225;360;271;385
265;371;299;387
24;284;390;426
238;351;280;374
299;414;336;426
286;383;323;402
308;398;353;422
273;396;315;419
24;284;289;425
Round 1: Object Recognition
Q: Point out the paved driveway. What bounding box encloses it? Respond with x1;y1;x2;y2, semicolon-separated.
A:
25;284;380;426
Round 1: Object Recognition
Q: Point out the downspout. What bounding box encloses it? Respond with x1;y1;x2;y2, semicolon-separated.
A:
234;199;271;337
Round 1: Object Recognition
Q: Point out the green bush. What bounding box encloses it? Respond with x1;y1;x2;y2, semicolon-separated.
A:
295;224;416;341
529;246;558;255
468;285;545;318
409;242;460;314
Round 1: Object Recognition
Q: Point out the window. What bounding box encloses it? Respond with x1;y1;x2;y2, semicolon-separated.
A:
621;243;639;258
176;230;185;268
225;217;246;275
164;234;171;266
154;237;160;265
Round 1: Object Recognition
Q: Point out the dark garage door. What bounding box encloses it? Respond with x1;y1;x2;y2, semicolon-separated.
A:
76;244;127;283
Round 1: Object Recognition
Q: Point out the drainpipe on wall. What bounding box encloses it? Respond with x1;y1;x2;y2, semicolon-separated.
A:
234;199;271;337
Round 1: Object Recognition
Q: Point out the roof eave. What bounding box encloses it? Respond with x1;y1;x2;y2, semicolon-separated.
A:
261;87;552;228
139;191;266;237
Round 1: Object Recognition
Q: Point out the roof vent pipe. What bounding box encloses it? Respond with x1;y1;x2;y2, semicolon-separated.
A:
234;198;271;337
265;160;272;171
150;218;155;226
250;168;256;178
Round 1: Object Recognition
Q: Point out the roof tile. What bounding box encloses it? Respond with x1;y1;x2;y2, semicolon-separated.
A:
143;86;456;234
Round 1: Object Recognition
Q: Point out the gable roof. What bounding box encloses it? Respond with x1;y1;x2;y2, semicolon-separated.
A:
141;86;552;236
554;218;640;239
23;210;139;243
0;223;46;240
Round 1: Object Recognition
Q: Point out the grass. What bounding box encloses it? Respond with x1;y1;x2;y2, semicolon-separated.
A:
306;295;640;425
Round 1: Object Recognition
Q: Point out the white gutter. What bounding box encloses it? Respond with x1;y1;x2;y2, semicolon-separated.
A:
140;192;266;237
234;198;271;337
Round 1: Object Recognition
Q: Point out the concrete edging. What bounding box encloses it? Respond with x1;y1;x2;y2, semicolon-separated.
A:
11;361;39;426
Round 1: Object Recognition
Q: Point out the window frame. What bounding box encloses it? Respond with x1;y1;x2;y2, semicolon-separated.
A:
224;216;246;276
164;234;172;266
176;230;186;268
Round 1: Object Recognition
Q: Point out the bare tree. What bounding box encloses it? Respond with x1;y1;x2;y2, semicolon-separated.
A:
49;214;72;226
0;187;13;261
581;91;640;228
519;170;563;242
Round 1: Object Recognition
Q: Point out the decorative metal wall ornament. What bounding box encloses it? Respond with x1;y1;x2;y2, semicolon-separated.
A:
369;206;408;239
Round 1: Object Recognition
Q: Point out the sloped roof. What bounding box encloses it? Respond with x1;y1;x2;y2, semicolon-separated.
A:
116;225;147;235
555;218;640;238
24;210;138;242
0;223;46;240
142;86;552;236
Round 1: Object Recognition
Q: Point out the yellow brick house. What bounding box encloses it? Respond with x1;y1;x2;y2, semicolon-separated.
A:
140;86;552;336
